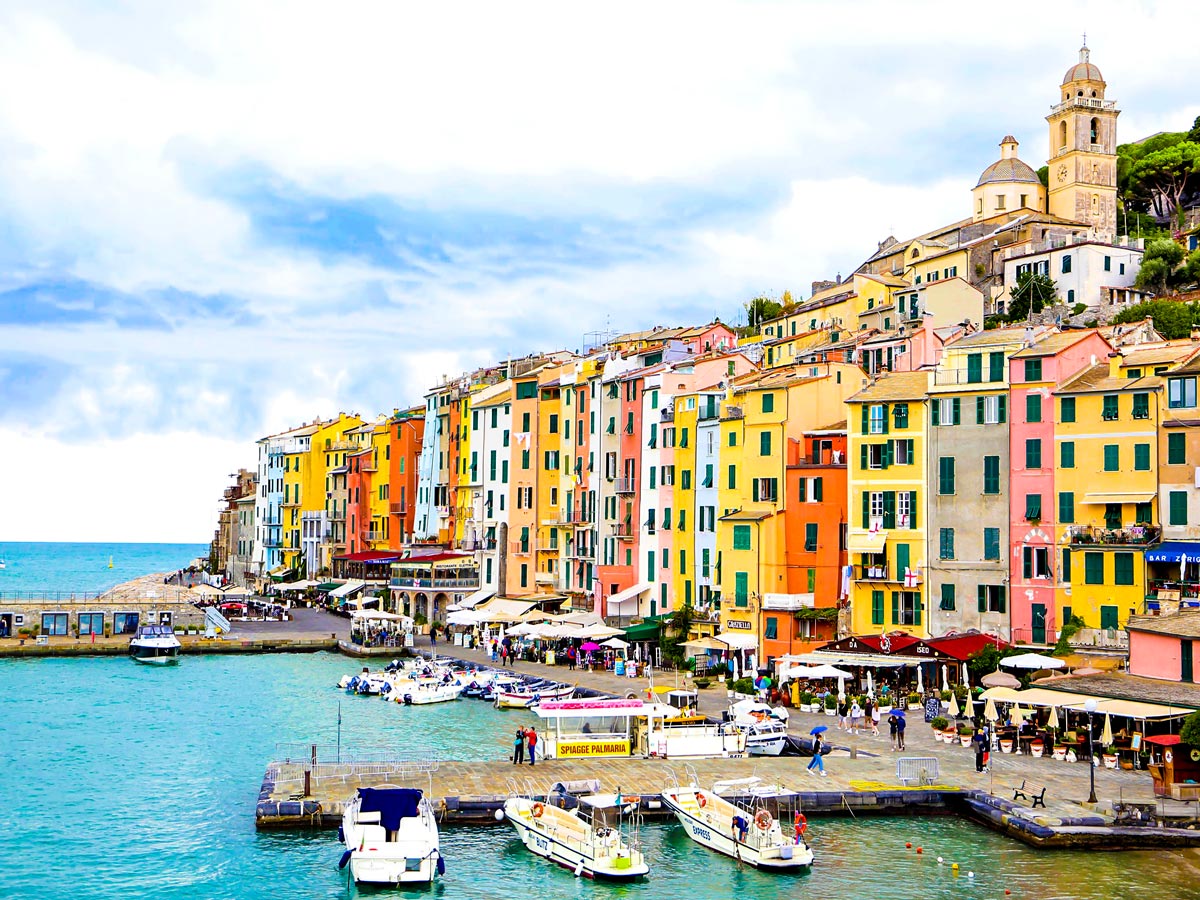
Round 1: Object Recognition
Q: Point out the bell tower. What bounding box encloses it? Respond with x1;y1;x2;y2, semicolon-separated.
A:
1046;39;1119;239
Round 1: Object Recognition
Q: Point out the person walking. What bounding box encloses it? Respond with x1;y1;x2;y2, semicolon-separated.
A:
849;699;863;735
896;711;907;750
527;727;538;766
888;713;899;751
870;700;881;736
430;626;437;651
806;733;827;777
972;728;988;773
512;729;525;765
837;697;849;731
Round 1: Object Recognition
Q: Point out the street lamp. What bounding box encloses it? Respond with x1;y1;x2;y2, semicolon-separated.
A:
1084;698;1098;804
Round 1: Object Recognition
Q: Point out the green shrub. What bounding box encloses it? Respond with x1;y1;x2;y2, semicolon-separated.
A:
931;716;949;731
824;694;837;710
799;691;813;706
1181;711;1200;746
731;677;755;695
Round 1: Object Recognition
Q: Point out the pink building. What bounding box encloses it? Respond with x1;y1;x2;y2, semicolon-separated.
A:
1008;330;1113;645
1128;613;1199;683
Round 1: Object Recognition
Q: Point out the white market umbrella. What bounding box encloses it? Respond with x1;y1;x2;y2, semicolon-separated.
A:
1010;706;1025;728
962;662;970;686
965;692;976;721
866;670;875;698
940;664;950;694
600;637;629;649
1047;705;1060;730
948;692;960;718
984;698;999;723
1101;713;1113;746
916;665;924;694
837;675;846;701
1001;652;1066;671
807;665;853;679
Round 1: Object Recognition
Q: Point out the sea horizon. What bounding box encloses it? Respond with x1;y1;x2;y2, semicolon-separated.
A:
0;541;209;595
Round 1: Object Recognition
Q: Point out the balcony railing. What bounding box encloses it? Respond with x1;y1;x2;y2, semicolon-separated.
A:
698;405;720;421
611;522;633;538
1049;96;1117;115
660;407;674;422
571;544;595;560
615;478;636;494
389;502;408;515
510;541;532;556
570;509;591;524
852;564;891;581
1065;524;1161;547
361;530;386;543
390;577;481;590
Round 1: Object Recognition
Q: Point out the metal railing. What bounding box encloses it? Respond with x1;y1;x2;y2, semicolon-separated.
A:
1064;524;1161;546
852;564;891;582
615;478;636;493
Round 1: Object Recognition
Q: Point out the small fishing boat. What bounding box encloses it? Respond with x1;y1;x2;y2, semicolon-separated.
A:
395;679;465;705
501;793;648;880
128;624;181;665
495;680;575;709
338;785;443;885
660;780;813;871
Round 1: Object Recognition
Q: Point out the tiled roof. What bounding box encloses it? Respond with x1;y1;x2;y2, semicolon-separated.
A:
847;371;930;403
1010;330;1104;359
1121;343;1199;368
859;272;911;288
1054;362;1160;394
975;157;1041;187
1127;611;1200;639
1038;672;1200;712
947;327;1034;348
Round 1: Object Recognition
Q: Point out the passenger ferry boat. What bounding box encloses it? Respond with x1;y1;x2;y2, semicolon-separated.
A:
128;624;181;665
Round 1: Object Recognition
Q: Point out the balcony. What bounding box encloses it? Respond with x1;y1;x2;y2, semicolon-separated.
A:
851;563;909;582
390;576;481;590
264;539;283;549
660;407;675;422
698;405;720;421
724;406;744;420
1049;96;1116;116
389;502;408;515
570;509;591;525
611;521;634;538
1064;524;1161;547
792;449;846;467
535;572;557;585
571;544;596;560
615;478;637;494
510;541;532;556
361;530;387;543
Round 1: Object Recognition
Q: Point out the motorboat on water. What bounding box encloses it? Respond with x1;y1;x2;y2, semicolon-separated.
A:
728;699;790;756
495;680;575;709
341;670;395;696
395;679;465;705
502;793;648;880
338;785;443;885
128;624;181;665
659;779;813;871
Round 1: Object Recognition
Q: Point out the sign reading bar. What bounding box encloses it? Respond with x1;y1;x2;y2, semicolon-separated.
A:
556;739;631;758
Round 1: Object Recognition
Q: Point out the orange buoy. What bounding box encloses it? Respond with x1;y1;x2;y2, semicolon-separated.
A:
905;842;912;848
916;847;922;854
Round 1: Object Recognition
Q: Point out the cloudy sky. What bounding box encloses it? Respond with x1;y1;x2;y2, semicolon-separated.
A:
2;1;1197;543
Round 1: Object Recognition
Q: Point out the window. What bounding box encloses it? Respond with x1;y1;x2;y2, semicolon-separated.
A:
1114;552;1135;586
1169;377;1197;409
938;457;955;494
893;404;909;429
1022;546;1050;579
1059;491;1075;524
932;397;961;426
1026;393;1042;423
734;572;749;606
1025;493;1042;520
894;439;913;465
983;456;1000;494
871;590;885;626
727;464;737;490
804;523;818;552
41;613;69;636
113;612;139;635
549;414;559;433
761;392;775;413
1170;490;1189;526
1169;433;1187;465
977;585;1007;613
1105;502;1122;530
976;394;1005;424
1084;552;1104;585
1103;445;1119;471
1061;441;1075;468
1132;393;1149;419
1102;395;1119;421
1060;397;1075;422
728;432;737;447
1134;443;1150;471
967;353;982;384
1025;438;1042;470
1024;359;1042;382
892;591;922;626
1100;606;1120;630
764;616;778;640
753;478;778;503
733;525;751;550
868;404;886;434
984;528;1000;560
760;431;772;456
989;352;1004;382
898;491;916;529
940;584;956;610
1062;254;1072;274
939;528;955;560
78;612;104;635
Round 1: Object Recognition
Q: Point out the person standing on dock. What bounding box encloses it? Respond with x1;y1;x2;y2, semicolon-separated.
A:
888;713;899;751
513;729;525;764
807;734;827;776
527;727;538;766
895;712;906;750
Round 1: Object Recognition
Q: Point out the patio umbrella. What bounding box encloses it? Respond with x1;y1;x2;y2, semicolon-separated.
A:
948;692;960;718
1046;705;1060;730
579;641;601;653
916;665;924;694
984;698;999;723
964;691;976;721
599;637;629;649
962;662;970;686
941;664;950;694
981;671;1020;689
1101;713;1113;746
1010;706;1025;728
866;670;875;698
837;675;846;701
1000;652;1066;670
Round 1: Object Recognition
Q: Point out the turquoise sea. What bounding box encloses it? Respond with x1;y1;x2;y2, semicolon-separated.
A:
2;652;1198;900
0;542;208;595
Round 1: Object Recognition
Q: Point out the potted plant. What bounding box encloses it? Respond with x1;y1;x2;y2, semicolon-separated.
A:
907;692;922;710
693;677;712;689
999;735;1014;754
958;724;975;747
1029;737;1045;757
824;695;837;716
799;691;814;713
931;716;949;741
1102;746;1120;769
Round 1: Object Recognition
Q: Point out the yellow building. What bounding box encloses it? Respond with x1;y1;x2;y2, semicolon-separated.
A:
1054;346;1190;632
672;389;701;613
279;423;318;575
846;371;932;638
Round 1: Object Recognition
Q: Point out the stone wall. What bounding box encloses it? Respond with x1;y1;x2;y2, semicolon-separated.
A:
0;599;205;637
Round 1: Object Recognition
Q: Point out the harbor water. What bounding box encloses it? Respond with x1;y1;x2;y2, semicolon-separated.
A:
2;652;1199;899
0;541;208;595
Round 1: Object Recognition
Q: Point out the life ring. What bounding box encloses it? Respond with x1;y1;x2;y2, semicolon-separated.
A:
531;802;545;818
1164;750;1174;764
793;812;807;835
754;810;774;831
1192;748;1200;763
697;793;707;808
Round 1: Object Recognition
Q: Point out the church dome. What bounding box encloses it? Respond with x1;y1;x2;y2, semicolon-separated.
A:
975;138;1041;188
1062;44;1103;85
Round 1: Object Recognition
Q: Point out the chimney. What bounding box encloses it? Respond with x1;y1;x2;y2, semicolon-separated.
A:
1107;351;1123;378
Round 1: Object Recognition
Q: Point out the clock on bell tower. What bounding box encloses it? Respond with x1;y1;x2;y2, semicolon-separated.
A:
1045;40;1120;240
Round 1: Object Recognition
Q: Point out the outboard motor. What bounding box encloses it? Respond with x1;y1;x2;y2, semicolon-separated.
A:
403;693;414;705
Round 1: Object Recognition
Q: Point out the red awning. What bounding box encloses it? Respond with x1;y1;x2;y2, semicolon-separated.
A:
926;633;1009;661
334;551;402;562
1144;734;1181;746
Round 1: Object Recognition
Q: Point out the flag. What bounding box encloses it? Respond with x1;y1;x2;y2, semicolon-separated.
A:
904;567;919;588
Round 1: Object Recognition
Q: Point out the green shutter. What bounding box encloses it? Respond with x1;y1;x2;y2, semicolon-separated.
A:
896;542;910;574
1062;548;1071;582
1061;397;1075;422
891;591;899;625
1026;393;1041;423
997;586;1006;614
976;395;985;424
1059;491;1074;524
1171;491;1189;526
1169;433;1187;465
881;404;889;434
931;399;940;426
814;478;823;501
1061;441;1075;468
952;398;961;425
978;584;987;612
989;351;1004;382
860;405;869;435
1104;445;1119;471
914;594;921;627
998;394;1007;423
967;354;982;383
871;590;884;626
883;491;896;529
1135;443;1150;471
908;492;918;529
862;492;870;529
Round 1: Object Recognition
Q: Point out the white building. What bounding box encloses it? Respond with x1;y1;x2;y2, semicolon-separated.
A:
1001;238;1143;314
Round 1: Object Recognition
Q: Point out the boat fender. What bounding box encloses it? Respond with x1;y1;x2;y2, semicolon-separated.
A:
436;855;446;876
1192;748;1200;763
793;812;807;836
697;793;707;808
531;802;545;818
337;824;344;843
337;849;353;870
625;691;638;700
754;810;774;832
574;860;584;878
404;694;413;705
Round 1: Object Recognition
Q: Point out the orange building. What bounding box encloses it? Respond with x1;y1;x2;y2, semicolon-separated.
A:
389;408;425;548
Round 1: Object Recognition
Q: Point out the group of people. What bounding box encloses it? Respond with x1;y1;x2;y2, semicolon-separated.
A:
511;726;539;766
836;697;881;736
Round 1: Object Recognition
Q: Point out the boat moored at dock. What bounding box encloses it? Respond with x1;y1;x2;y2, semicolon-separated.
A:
128;624;181;665
339;785;442;885
501;793;648;880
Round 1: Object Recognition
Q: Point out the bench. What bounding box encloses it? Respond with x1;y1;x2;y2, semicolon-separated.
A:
896;757;939;786
1013;779;1047;809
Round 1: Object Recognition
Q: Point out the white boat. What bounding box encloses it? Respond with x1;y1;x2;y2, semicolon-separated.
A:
502;794;648;880
660;783;814;871
339;785;442;885
128;624;181;665
395;679;465;705
495;681;575;709
728;700;790;756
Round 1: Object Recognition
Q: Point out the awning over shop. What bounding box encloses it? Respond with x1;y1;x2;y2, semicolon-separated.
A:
605;582;651;610
1083;492;1156;505
329;579;367;599
268;567;295;581
846;531;887;554
335;550;402;563
788;650;915;668
455;588;495;610
1146;542;1200;564
315;582;341;592
715;631;759;651
620;619;662;642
